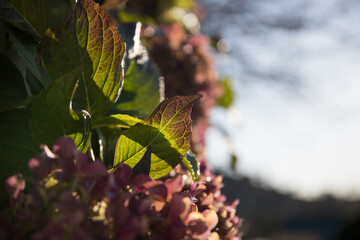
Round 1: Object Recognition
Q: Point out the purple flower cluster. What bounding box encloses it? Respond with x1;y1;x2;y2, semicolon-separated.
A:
1;137;241;240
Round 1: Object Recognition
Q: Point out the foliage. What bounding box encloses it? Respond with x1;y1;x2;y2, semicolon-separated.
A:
114;95;202;179
218;77;234;109
0;0;241;238
0;0;198;187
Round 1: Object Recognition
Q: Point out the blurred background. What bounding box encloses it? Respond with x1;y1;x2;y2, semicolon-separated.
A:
199;0;360;239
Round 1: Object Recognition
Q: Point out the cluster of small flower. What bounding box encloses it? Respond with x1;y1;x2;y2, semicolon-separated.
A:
1;136;241;240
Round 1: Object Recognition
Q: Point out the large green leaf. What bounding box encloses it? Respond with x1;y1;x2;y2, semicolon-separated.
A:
114;95;202;179
26;69;44;95
92;114;141;129
0;52;27;112
94;127;123;167
114;60;161;119
37;0;125;120
115;22;161;119
8;27;42;82
92;114;141;166
0;0;46;39
30;71;91;152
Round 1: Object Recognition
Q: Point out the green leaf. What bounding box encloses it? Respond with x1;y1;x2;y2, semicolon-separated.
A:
117;10;155;25
45;0;73;29
115;22;161;119
131;146;151;176
37;0;125;120
169;0;194;9
0;52;27;112
26;69;44;95
30;71;91;152
125;0;194;23
92;114;141;129
114;94;202;179
0;108;39;178
218;77;234;108
92;114;141;164
8;27;42;81
114;60;161;119
96;127;124;167
183;150;199;181
114;60;161;118
92;114;141;165
0;0;46;39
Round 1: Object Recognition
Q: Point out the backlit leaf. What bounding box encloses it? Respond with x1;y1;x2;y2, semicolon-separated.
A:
114;94;202;179
92;113;141;165
131;146;151;176
37;0;125;120
30;71;91;152
92;114;141;129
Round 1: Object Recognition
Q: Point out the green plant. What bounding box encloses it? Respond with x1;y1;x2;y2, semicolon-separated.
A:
0;0;241;239
0;0;199;189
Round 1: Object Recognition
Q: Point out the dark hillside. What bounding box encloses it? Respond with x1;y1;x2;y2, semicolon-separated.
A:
221;175;360;240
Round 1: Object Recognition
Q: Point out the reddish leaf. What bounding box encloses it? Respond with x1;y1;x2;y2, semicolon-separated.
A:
115;95;202;179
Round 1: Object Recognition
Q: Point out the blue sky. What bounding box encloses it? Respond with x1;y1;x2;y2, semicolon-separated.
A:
202;0;360;199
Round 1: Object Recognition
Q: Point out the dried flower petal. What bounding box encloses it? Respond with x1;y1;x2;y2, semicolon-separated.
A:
52;136;76;160
131;173;153;190
164;175;183;200
203;209;218;230
5;174;25;201
75;152;107;179
28;152;55;179
190;181;206;197
113;164;132;188
116;216;147;240
53;137;76;180
169;193;192;222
